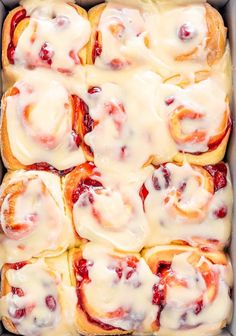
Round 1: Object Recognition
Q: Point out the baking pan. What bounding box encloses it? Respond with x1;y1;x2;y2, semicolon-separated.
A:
0;0;234;335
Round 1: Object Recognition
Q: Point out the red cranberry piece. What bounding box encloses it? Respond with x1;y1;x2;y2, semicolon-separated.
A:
11;261;27;270
12;287;24;297
165;96;175;106
152;284;165;306
214;171;227;192
83;112;94;134
39;43;54;65
194;299;203;315
152;175;161;190
110;58;124;70
178;181;187;193
45;295;57;312
72;178;103;204
120;146;127;159
88;86;101;95
7;42;15;65
139;184;149;203
204;163;228;192
84;178;103;189
214;206;227;219
178;23;195;41
115;266;123;279
55;16;70;28
156;261;171;276
152;165;171;190
74;258;90;281
9;308;26;319
92;32;102;63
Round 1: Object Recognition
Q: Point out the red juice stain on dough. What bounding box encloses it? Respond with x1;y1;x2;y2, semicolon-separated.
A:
27;162;75;177
8;9;27;64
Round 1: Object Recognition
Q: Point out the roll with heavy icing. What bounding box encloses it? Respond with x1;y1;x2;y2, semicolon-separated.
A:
0;254;77;336
141;162;232;249
0;170;74;263
2;1;90;75
143;245;233;336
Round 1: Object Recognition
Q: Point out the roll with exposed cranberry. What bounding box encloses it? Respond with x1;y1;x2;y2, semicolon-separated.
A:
0;254;77;336
143;245;233;336
2;2;90;75
140;162;232;249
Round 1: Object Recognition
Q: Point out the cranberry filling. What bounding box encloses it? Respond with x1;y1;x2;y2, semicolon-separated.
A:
178;23;195;41
74;258;121;331
8;261;27;270
88;86;101;95
194;299;203;315
214;206;227;219
12;287;24;297
152;165;171;191
72;178;103;204
204;163;227;192
110;58;125;70
74;258;90;282
165;96;175;106
45;295;57;312
27;162;75;177
139;184;149;204
10;308;26;319
39;42;54;65
152;261;171;327
92;31;102;63
7;9;27;64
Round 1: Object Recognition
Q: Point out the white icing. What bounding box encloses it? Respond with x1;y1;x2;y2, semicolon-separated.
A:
73;173;149;252
15;0;91;73
159;251;232;332
94;2;215;80
0;170;73;262
144;163;232;247
0;257;77;336
82;243;158;331
6;70;86;170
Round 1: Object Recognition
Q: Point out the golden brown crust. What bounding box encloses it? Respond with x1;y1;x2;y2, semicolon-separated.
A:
171;128;230;166
205;3;227;66
68;247;130;335
87;3;106;65
1;89;26;170
142;245;228;270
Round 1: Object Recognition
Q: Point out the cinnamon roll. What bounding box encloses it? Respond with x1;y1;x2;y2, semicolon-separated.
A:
63;162;149;252
0;254;77;336
141;162;232;249
1;71;85;171
143;245;233;336
2;2;90;74
0;170;73;262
